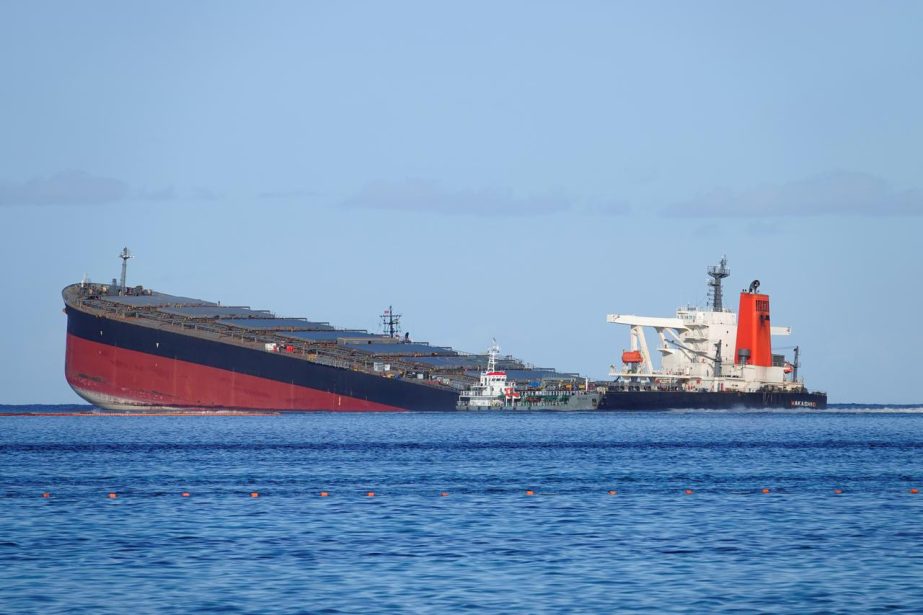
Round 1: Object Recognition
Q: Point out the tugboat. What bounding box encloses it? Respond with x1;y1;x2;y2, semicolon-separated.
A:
456;341;599;411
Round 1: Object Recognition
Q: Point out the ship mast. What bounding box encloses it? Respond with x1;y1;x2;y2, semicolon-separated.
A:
119;247;133;294
706;256;730;311
487;339;500;373
380;305;402;338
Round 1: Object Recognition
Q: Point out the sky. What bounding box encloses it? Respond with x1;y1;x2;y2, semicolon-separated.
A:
1;1;921;404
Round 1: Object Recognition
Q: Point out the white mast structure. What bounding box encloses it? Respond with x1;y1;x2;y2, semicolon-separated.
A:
486;339;500;374
459;340;521;409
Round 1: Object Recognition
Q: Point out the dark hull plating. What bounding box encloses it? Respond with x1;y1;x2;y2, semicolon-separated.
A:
599;388;827;410
64;302;827;413
64;306;460;412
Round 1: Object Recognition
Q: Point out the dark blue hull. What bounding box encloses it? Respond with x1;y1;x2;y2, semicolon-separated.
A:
598;388;827;410
64;299;827;413
65;306;461;412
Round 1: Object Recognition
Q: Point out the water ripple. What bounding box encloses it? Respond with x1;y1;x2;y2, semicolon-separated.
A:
1;411;922;613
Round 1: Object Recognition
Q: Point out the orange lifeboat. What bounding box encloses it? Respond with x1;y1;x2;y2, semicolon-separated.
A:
622;350;643;364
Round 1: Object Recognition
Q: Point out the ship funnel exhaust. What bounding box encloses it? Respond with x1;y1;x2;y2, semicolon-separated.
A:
734;283;772;367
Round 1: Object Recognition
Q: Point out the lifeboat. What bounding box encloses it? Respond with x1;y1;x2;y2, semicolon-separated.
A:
621;350;643;364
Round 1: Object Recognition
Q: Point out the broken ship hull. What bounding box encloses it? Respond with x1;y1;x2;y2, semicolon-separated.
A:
64;305;460;412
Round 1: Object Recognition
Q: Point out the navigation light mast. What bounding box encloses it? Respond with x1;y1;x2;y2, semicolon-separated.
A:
380;305;402;338
707;256;730;311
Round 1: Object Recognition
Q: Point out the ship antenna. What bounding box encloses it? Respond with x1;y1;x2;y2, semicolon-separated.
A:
380;305;402;338
706;256;730;311
119;247;133;295
487;339;500;373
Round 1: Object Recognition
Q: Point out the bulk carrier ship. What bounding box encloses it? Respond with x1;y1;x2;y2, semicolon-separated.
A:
599;258;826;409
63;249;596;412
62;250;825;412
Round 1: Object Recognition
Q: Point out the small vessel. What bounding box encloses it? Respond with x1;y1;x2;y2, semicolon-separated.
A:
456;342;600;411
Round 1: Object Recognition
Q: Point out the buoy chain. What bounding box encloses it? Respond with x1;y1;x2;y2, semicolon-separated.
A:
28;487;923;499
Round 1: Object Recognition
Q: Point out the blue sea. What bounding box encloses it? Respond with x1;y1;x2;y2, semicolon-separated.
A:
2;407;923;613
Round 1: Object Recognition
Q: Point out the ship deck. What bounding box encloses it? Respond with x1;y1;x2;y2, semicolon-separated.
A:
62;284;584;394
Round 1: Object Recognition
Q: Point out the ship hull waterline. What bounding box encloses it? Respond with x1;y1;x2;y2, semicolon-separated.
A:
64;306;460;412
599;389;827;410
64;304;827;413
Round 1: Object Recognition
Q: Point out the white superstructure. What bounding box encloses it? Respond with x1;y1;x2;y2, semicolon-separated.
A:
455;341;599;411
457;341;520;409
607;259;804;394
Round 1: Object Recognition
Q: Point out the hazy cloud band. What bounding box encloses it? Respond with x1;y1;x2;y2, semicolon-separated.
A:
0;171;211;206
665;171;923;217
341;179;630;216
0;171;130;207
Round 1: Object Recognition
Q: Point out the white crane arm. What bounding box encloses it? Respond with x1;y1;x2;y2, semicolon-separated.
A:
607;314;688;329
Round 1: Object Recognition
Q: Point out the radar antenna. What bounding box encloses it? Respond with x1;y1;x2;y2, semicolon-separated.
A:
380;305;402;338
706;256;730;311
119;247;133;294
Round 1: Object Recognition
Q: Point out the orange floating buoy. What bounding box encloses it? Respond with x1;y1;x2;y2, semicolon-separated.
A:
910;488;919;494
181;492;190;497
525;490;535;496
761;488;771;494
41;492;51;498
319;491;329;497
107;492;118;499
439;491;449;497
366;491;375;497
684;489;694;495
607;490;618;496
833;488;843;495
250;491;260;498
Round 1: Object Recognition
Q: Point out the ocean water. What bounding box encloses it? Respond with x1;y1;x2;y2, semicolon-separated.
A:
2;408;923;613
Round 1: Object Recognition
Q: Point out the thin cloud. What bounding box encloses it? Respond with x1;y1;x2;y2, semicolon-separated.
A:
582;198;632;216
189;186;222;201
0;171;225;206
259;189;318;200
0;170;130;206
139;186;177;201
692;223;723;238
746;221;783;236
342;179;571;216
665;171;923;217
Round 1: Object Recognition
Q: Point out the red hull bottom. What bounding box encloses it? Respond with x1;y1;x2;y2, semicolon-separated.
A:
64;334;404;412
